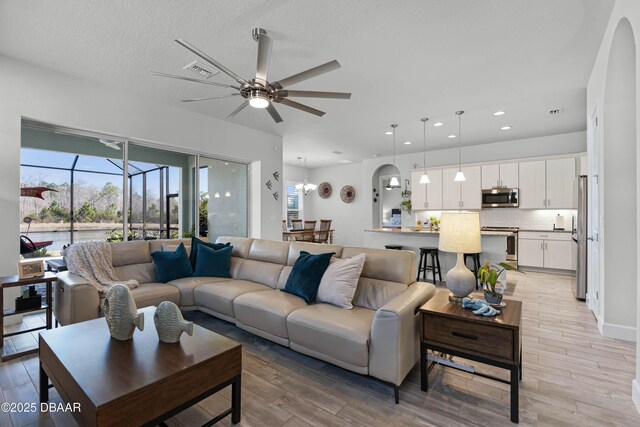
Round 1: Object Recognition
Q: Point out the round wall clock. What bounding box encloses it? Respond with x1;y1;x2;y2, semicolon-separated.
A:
318;182;332;199
340;185;356;203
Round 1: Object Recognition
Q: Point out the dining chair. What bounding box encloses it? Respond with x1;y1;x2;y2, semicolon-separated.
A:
291;219;303;230
303;220;317;242
314;219;332;244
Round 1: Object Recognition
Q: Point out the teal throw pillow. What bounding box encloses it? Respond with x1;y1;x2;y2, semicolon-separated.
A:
192;244;233;278
282;251;335;304
189;237;231;268
151;243;193;283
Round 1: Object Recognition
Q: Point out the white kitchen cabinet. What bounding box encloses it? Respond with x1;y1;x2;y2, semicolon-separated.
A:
481;162;519;189
518;239;544;268
442;166;481;210
518;232;574;270
411;169;443;211
518;161;546;208
546;158;576;209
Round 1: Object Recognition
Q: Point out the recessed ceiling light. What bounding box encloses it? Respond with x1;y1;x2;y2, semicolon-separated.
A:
385;131;393;135
404;141;412;145
433;122;443;127
448;134;457;139
494;111;506;116
338;159;354;164
501;126;512;130
372;154;379;158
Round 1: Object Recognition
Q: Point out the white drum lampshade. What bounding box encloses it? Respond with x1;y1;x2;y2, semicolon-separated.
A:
438;212;481;301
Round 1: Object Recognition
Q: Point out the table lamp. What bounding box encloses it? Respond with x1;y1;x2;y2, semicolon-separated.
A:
438;211;481;302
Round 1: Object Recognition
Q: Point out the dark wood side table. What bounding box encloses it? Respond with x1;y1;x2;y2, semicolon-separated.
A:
0;271;56;361
420;290;522;423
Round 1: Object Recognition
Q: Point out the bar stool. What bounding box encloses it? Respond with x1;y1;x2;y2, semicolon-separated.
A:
464;252;481;289
385;245;403;250
417;247;442;284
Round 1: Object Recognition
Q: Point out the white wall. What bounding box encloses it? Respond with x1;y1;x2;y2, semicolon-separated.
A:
585;0;640;410
0;55;283;283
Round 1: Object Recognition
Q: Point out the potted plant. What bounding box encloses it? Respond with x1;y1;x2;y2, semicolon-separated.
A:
428;216;441;231
477;262;523;305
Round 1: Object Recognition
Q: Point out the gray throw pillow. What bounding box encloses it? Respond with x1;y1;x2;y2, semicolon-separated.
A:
316;253;366;309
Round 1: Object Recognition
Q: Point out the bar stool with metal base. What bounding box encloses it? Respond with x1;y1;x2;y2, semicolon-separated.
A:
417;247;442;284
464;252;481;289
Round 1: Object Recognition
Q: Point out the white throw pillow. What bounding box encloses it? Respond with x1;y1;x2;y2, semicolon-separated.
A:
316;253;366;309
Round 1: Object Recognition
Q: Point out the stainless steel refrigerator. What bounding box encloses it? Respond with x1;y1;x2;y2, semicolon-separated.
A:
572;175;587;300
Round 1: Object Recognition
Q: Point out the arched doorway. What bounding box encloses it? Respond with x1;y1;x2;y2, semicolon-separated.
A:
601;18;637;338
371;164;402;228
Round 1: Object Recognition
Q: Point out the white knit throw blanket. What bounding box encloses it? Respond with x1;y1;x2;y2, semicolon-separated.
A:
63;241;139;294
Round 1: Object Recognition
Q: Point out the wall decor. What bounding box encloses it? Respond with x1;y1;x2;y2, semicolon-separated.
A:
340;185;356;203
273;171;280;181
265;180;272;190
273;191;279;201
154;301;193;343
318;182;332;199
104;284;144;341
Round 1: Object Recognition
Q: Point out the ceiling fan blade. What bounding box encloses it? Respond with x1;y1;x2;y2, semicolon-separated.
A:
151;71;240;90
276;90;351;99
175;39;249;86
265;103;283;123
181;94;240;103
226;101;249;119
276;98;325;117
255;33;272;85
271;60;341;89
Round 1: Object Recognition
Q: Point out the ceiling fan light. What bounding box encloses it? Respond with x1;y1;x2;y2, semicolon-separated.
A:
249;91;269;108
419;173;430;184
389;176;401;188
454;171;466;182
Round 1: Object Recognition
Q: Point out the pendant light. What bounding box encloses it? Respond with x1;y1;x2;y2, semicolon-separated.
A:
386;124;401;189
419;118;430;184
454;110;466;182
295;156;317;195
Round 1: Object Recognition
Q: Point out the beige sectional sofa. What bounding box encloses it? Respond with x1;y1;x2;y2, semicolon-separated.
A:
54;237;436;401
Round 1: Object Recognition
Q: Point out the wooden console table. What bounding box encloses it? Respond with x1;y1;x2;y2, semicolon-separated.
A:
0;271;55;361
420;290;522;423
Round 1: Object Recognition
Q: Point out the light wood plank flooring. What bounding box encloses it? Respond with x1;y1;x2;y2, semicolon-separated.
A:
1;271;638;426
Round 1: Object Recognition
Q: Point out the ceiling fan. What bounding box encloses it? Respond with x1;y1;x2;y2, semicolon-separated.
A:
151;28;351;123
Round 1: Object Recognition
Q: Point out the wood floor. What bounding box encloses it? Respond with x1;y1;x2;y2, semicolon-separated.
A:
1;271;639;426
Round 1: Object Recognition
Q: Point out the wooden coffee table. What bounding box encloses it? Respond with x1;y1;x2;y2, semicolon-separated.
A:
39;306;242;426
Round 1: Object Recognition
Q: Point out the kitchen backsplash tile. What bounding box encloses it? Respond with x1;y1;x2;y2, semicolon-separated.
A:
416;209;577;231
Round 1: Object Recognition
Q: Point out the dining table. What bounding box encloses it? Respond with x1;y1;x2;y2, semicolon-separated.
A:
282;229;334;244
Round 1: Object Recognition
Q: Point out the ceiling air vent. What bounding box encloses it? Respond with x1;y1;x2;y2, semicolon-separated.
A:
183;61;219;79
331;150;343;155
548;108;564;117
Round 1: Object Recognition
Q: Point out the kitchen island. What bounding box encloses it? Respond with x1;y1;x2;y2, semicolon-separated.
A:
364;228;510;282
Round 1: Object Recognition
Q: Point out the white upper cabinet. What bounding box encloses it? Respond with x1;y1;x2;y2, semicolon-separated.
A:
426;169;443;210
461;166;482;209
546;158;576;209
499;162;519;188
442;168;460;210
481;162;518;189
518;160;546;208
410;170;427;210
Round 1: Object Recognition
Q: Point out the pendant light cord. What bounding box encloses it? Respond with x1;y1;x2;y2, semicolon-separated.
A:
457;113;462;171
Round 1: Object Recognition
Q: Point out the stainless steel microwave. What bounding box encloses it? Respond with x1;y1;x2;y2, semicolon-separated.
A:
481;188;519;208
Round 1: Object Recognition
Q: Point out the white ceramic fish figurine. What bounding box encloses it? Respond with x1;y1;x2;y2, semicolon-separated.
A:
154;301;194;343
103;284;144;340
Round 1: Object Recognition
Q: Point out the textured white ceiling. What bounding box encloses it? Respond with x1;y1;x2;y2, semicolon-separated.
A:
0;0;613;167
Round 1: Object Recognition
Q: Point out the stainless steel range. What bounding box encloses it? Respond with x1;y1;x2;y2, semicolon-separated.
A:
481;226;519;264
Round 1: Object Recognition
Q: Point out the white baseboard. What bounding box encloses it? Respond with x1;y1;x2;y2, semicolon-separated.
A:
633;379;640;415
601;322;637;342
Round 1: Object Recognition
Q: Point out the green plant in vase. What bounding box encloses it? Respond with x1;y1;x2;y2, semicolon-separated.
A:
477;262;523;305
428;216;440;231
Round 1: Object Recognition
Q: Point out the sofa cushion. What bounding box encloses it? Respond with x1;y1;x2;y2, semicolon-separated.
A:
248;239;290;265
316;253;366;309
215;236;254;258
149;238;191;254
194;280;271;318
189;237;230;268
276;266;292;290
287;304;375;367
233;290;307;339
114;263;155;284
287;242;344;266
236;259;283;288
341;246;416;285
193;245;233;278
352;277;408;310
130;283;180;308
110;241;151;267
151;243;193;283
282;251;334;304
167;276;229;307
